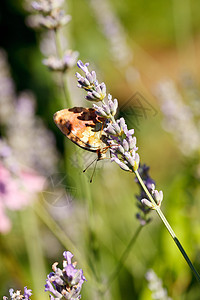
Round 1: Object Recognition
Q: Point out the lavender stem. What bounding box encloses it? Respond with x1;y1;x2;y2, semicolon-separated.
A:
135;169;200;283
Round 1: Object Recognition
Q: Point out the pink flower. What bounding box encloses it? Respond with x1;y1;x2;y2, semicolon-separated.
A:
0;164;45;233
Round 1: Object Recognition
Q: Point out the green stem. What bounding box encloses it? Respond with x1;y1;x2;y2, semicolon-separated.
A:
79;155;101;283
134;169;200;283
20;207;46;300
53;28;72;107
34;200;91;281
103;224;144;293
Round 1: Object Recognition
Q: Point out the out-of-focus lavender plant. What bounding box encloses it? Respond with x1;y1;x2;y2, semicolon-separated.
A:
45;250;86;300
88;0;140;83
6;91;58;176
76;60;200;283
25;0;71;30
3;287;32;300
0;48;58;175
146;269;172;300
89;0;132;67
155;79;200;156
25;0;79;76
0;49;59;233
181;73;200;118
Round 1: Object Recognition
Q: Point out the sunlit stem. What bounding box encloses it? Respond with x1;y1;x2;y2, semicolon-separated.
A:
134;169;200;283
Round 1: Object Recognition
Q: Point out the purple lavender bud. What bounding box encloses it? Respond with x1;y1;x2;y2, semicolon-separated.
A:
86;72;94;84
75;72;82;79
45;279;61;298
96;84;102;94
154;190;163;205
134;153;140;170
104;123;117;135
117;144;125;154
124;152;136;168
112;122;121;134
127;129;135;136
91;70;96;82
93;104;108;116
119;117;126;130
93;83;106;100
102;103;111;115
141;198;154;209
94;80;99;87
111;156;130;171
108;99;114;111
108;94;112;101
92;90;102;99
128;136;136;150
86;92;97;101
113;98;118;111
122;139;129;152
78;76;91;88
23;287;32;300
99;82;106;97
77;60;89;74
108;97;118;116
83;77;91;87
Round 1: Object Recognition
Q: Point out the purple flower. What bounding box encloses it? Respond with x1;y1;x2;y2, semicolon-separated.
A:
77;60;90;74
3;287;32;300
76;60;106;101
45;251;86;300
135;164;163;225
23;287;32;300
135;164;154;223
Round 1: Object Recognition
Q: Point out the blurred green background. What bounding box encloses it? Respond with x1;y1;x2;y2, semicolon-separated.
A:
1;0;200;299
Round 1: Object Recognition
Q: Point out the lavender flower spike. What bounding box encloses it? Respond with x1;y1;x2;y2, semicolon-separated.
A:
75;60;139;171
3;287;32;300
103;117;140;172
135;164;164;224
76;60;106;101
45;250;86;300
43;50;79;72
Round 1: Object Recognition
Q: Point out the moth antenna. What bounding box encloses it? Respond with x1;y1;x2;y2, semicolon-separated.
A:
83;157;98;173
90;159;98;183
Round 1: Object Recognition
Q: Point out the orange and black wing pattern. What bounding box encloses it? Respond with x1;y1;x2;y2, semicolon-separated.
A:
53;107;106;152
